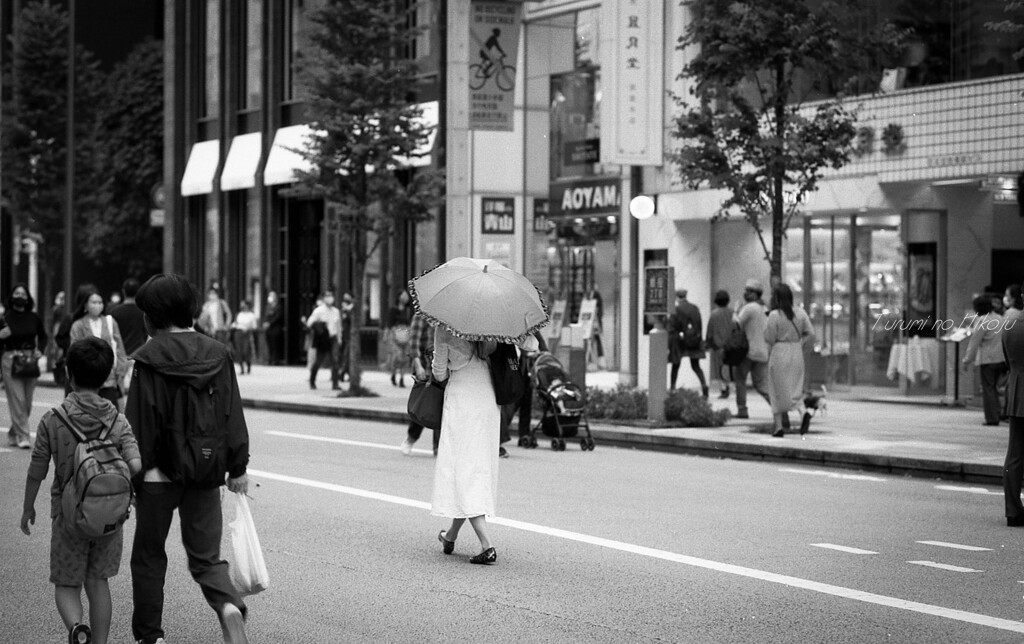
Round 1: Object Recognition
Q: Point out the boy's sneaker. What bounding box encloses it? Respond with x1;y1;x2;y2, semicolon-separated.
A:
220;603;248;644
135;639;165;644
69;623;91;644
400;438;414;456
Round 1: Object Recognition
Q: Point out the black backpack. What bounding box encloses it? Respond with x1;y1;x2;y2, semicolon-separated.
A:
721;322;749;366
488;343;526;405
164;377;230;488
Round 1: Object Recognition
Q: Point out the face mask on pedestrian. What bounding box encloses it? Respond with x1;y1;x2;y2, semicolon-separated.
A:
11;296;28;309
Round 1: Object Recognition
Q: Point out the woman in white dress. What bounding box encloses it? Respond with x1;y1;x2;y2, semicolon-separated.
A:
431;327;501;564
764;283;813;438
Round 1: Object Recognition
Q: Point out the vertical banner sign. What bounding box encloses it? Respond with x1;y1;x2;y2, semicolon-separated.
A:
469;1;523;131
481;197;515;234
600;0;664;165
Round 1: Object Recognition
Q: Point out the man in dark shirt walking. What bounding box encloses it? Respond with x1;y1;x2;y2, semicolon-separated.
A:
110;278;147;398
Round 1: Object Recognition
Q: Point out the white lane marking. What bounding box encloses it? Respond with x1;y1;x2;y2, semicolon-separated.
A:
265;430;433;455
779;468;885;482
249;468;1024;634
811;543;878;555
908;561;984;573
916;541;992;552
935;485;1001;496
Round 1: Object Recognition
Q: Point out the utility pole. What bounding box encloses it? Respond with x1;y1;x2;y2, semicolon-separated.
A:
63;0;75;307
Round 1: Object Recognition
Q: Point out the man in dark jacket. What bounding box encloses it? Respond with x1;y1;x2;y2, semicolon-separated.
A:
126;273;250;644
667;289;709;397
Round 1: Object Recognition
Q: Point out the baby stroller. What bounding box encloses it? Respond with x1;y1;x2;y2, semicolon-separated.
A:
519;351;595;451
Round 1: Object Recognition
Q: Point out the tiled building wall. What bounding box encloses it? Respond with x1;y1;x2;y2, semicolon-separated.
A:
824;74;1024;183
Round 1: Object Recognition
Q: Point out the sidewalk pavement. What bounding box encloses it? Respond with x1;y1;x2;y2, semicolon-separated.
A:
224;364;1008;485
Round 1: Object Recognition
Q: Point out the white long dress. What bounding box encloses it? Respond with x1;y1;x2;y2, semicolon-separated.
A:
430;328;500;518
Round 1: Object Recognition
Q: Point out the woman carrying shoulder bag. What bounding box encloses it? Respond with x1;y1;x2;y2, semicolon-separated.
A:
1;283;47;448
68;284;129;409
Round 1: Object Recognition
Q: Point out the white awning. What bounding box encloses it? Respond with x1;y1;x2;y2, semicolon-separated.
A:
263;125;317;186
395;100;439;168
220;132;263;191
180;140;220;196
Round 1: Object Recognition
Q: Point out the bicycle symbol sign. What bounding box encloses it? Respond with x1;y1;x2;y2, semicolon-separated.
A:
469;53;516;92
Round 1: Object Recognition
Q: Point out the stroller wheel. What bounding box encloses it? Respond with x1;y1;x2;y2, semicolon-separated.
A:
558;439;567;451
550;440;559;451
528;436;538;448
518;435;530;447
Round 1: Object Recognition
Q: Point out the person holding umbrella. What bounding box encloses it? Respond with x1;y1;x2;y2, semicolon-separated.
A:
410;257;549;565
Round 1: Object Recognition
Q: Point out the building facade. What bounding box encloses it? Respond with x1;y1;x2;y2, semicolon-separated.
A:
455;0;1023;399
164;0;443;364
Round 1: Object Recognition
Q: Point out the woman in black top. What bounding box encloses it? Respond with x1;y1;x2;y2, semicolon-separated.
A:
0;283;47;448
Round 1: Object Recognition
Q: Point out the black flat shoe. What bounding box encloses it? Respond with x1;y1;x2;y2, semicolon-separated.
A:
470;547;497;564
438;530;455;554
1007;516;1024;527
69;623;91;644
771;428;785;438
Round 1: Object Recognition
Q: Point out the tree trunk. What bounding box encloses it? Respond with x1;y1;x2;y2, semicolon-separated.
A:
770;60;787;288
347;228;367;392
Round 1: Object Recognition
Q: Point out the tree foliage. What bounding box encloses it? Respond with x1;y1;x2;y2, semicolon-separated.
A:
670;0;902;281
78;39;164;277
1;1;103;296
295;0;445;393
985;1;1024;62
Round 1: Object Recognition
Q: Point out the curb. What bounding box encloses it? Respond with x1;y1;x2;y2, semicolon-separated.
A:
239;398;1002;485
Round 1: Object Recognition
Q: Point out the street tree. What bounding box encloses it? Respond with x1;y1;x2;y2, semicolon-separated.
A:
985;1;1024;62
1;1;103;311
294;0;445;395
670;0;902;283
78;39;163;277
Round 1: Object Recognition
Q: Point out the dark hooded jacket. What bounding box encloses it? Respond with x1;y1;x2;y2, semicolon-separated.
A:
126;330;248;485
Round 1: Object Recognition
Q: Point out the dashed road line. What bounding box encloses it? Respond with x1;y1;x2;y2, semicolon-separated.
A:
811;543;878;555
908;561;984;573
779;468;886;482
935;485;1001;496
249;468;1024;634
916;541;992;552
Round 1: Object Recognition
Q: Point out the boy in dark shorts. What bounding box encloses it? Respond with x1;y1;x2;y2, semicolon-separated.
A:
20;336;142;644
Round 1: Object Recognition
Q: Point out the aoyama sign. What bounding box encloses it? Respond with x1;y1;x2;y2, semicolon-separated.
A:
548;177;621;219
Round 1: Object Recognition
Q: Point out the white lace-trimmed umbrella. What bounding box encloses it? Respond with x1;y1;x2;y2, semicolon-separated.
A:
408;257;549;342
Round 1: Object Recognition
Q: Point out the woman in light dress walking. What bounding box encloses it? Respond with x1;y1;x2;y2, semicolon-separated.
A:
764;283;813;438
431;326;500;564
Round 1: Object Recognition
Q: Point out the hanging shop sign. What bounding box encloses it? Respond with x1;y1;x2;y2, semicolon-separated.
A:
564;139;600;165
600;0;664;166
548;177;622;219
547;299;568;341
468;1;523;131
481;197;515;234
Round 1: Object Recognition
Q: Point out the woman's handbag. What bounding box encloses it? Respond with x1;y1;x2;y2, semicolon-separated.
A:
11;350;41;379
407;376;446;430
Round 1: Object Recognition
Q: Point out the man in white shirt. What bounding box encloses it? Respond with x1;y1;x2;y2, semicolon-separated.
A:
305;290;342;390
734;279;771;419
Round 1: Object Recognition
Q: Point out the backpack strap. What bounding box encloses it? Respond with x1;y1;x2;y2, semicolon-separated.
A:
53;405;114;443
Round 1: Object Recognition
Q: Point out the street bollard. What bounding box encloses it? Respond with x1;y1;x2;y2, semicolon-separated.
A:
648;328;668;422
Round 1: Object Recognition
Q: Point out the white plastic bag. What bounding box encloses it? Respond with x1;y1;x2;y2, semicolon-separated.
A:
223;491;269;596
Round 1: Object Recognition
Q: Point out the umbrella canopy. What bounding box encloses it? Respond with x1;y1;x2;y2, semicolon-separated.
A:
408;257;549;342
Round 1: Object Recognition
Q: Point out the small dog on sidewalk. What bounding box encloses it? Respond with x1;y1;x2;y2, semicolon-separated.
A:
799;385;828;436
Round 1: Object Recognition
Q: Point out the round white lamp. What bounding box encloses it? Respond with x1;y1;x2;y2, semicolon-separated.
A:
629;195;656;220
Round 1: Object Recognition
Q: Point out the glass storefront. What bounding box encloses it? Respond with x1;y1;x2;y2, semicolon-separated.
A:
787;214;914;391
525;8;620;371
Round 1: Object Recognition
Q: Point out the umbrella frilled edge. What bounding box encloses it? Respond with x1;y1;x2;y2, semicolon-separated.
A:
406;263;551;344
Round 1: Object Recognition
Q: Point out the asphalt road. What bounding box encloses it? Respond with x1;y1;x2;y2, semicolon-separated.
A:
2;390;1024;643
